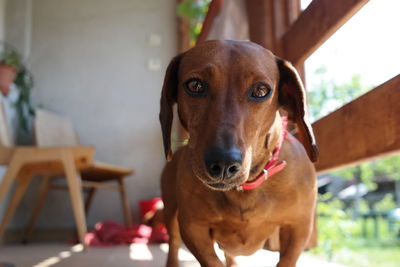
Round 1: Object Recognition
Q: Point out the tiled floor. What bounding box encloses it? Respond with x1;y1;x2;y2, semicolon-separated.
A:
0;243;347;267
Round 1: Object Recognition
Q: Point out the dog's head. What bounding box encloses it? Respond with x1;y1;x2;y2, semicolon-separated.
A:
160;40;318;191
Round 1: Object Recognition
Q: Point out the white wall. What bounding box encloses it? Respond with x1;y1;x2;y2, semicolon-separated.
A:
0;0;5;40
3;0;31;60
6;0;177;229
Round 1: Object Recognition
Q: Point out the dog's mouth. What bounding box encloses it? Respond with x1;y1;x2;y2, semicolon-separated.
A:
205;181;240;191
195;167;247;191
207;182;229;190
205;164;267;191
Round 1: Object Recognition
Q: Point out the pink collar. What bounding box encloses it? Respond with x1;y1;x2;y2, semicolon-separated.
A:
236;117;291;191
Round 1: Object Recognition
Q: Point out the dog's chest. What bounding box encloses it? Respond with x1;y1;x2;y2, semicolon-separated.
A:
220;202;259;222
215;190;274;220
208;193;278;256
211;211;278;256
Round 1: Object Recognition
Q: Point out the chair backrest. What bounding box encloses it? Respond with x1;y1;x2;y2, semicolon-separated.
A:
34;109;79;147
0;99;14;147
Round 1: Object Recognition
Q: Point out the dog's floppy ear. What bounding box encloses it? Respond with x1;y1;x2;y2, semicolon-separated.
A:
159;54;183;161
276;58;319;162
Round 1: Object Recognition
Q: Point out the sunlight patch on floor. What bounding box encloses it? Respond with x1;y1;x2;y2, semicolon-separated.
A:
129;243;153;260
30;244;84;267
236;249;279;266
160;243;197;261
32;256;60;267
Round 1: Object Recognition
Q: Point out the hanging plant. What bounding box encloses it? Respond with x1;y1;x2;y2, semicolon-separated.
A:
0;42;35;132
0;47;19;96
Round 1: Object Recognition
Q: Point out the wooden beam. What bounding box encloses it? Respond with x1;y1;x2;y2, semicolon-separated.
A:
313;75;400;173
197;0;224;44
282;0;369;66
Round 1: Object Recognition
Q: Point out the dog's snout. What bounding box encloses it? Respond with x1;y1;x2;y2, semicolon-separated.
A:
204;147;242;180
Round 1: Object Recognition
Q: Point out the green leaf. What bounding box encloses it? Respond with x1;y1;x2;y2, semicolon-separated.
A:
176;0;211;44
1;42;35;133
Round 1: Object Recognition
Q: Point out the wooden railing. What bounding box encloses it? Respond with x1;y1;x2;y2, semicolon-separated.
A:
282;0;368;66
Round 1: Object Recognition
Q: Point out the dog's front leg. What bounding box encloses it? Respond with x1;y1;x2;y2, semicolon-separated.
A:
179;220;224;267
277;222;313;267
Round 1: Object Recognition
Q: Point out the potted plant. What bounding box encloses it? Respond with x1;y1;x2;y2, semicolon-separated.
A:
0;42;34;132
0;46;20;96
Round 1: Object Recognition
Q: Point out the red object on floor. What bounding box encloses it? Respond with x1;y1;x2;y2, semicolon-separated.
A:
139;197;163;222
85;197;168;246
85;221;168;246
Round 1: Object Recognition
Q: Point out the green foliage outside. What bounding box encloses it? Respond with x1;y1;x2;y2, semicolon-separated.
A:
309;194;400;267
308;66;400;188
177;0;211;45
307;67;400;266
308;65;372;121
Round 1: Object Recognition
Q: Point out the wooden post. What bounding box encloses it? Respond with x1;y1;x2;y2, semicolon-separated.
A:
177;0;191;53
175;0;191;147
246;0;276;51
245;0;305;80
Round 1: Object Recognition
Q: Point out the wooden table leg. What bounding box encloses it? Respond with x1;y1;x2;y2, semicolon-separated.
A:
0;156;24;238
117;178;133;226
0;175;31;238
84;187;96;215
61;150;87;249
0;156;22;208
22;176;52;243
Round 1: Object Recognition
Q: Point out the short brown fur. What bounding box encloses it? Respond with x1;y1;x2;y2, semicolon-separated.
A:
159;40;318;267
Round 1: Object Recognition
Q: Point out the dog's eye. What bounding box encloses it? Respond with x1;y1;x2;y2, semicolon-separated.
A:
184;78;207;96
249;82;272;101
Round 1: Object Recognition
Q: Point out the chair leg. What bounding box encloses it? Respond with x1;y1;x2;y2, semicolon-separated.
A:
61;151;87;249
0;157;24;238
22;176;52;243
0;157;23;207
117;177;133;226
84;187;96;215
0;175;31;238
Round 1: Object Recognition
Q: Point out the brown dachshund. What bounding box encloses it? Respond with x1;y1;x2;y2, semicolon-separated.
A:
159;40;318;267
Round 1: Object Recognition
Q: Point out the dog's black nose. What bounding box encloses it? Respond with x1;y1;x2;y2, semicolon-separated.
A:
204;147;242;180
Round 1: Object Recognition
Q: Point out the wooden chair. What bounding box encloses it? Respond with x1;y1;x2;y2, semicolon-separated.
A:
0;105;133;247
